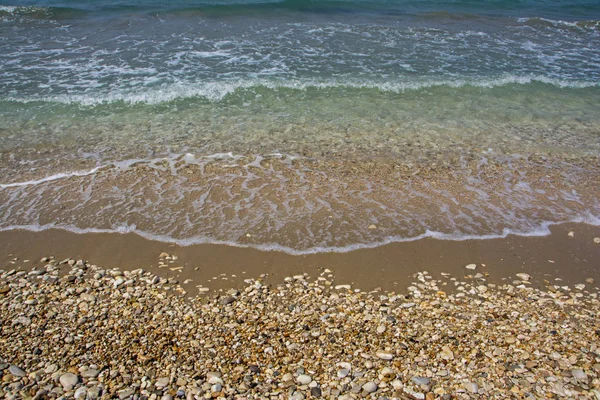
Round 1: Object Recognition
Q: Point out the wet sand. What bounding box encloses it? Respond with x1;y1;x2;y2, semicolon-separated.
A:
1;222;599;296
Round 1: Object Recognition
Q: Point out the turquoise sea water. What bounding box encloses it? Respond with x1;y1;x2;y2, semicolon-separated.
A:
0;0;599;252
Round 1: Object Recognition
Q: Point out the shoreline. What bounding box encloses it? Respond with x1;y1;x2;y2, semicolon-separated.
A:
1;221;599;296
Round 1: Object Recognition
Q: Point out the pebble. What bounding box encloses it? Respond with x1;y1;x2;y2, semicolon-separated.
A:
464;382;479;393
155;377;170;388
516;273;531;281
74;387;87;399
81;368;99;378
337;369;350;378
412;377;430;386
438;345;454;360
297;374;312;385
376;350;394;360
571;369;587;381
8;366;25;377
594;237;600;244
465;264;477;270
362;381;378;393
59;373;78;390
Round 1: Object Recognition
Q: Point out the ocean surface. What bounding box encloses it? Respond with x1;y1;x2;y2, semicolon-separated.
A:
1;0;599;253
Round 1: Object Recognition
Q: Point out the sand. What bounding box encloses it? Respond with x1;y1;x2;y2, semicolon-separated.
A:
1;222;599;297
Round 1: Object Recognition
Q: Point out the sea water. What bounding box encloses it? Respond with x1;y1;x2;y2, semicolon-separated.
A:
1;0;599;253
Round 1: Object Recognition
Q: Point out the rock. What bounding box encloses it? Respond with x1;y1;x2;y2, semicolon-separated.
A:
81;368;99;378
362;381;378;393
464;382;479;393
59;372;79;390
74;387;87;399
113;277;125;288
516;273;531;281
412;377;430;386
155;377;170;388
220;296;236;305
594;237;600;244
376;324;386;334
310;387;322;397
0;286;10;295
438;345;454;360
207;376;223;385
334;285;351;290
87;386;101;400
8;365;26;377
465;264;477;270
586;278;595;284
477;285;488;293
337;369;350;378
297;374;312;385
118;388;134;399
368;224;377;230
505;336;516;344
376;350;394;360
211;383;222;393
571;369;587;382
568;231;575;237
380;367;396;380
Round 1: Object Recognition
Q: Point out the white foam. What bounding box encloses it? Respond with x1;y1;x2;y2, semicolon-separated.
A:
0;167;103;189
4;74;599;106
1;215;599;256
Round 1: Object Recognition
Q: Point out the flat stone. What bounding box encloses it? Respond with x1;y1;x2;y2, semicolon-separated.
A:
87;386;101;400
334;285;351;290
155;377;170;387
74;387;87;399
81;368;99;378
297;374;312;385
118;388;134;399
113;277;125;288
208;376;223;385
412;377;430;386
362;381;378;393
337;368;350;378
220;296;236;305
516;273;531;281
59;372;79;390
465;264;477;270
8;365;26;377
438;345;454;360
464;382;479;393
376;350;394;360
571;369;587;381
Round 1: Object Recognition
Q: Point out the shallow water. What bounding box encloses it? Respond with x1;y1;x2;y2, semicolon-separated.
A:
0;0;599;252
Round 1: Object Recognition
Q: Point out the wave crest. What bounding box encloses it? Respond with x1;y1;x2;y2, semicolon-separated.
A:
2;75;598;106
